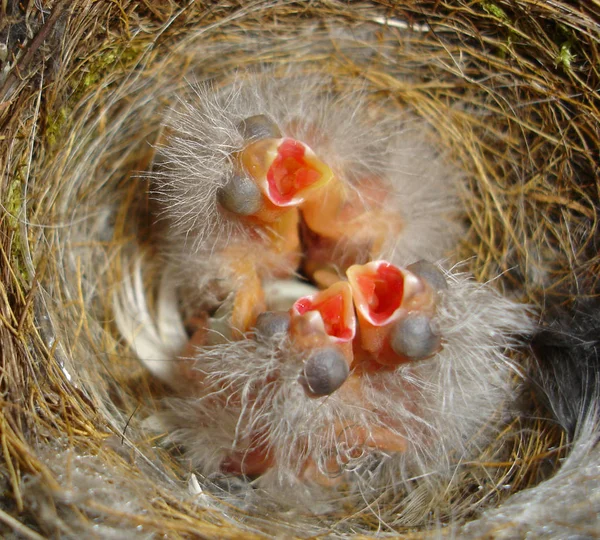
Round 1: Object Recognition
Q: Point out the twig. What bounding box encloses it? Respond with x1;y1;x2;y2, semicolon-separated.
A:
0;0;71;101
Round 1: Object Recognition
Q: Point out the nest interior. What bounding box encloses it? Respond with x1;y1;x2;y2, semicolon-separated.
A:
0;1;598;538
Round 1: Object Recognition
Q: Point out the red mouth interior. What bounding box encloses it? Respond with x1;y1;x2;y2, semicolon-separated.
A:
267;139;321;205
354;263;404;324
294;291;354;341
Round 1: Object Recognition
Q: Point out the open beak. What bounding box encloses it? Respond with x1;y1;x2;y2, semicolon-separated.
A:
347;260;437;365
291;281;356;397
240;138;334;208
291;281;356;344
347;261;425;323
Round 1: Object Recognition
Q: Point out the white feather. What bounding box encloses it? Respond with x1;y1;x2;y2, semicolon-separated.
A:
113;257;187;385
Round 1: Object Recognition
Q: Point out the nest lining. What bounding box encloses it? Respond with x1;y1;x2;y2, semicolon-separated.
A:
0;1;598;538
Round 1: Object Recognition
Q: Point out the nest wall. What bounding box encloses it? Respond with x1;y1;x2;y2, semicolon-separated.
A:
0;1;598;538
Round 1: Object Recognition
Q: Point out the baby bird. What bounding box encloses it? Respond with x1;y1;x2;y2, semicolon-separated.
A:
115;71;532;512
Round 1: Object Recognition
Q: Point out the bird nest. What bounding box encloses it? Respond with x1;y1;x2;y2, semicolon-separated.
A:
0;1;598;538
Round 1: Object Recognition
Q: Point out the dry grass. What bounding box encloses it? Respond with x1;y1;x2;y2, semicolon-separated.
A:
0;0;598;537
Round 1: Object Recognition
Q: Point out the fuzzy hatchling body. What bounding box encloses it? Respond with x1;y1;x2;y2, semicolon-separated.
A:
115;72;533;511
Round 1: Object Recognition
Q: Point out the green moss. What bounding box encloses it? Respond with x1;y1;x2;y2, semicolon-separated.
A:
80;50;119;90
6;174;22;230
479;1;516;59
556;42;576;69
554;25;577;71
45;106;69;148
76;45;143;97
481;1;510;24
5;172;30;283
45;45;143;148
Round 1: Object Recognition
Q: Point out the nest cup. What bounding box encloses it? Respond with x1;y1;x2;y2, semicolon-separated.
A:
1;1;598;537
